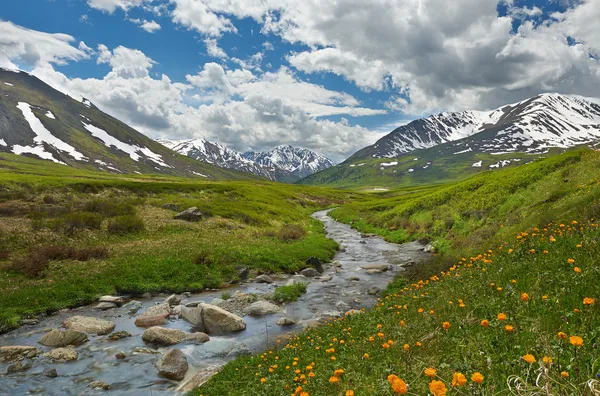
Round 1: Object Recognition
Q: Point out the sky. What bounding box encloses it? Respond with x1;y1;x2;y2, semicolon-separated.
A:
0;0;599;162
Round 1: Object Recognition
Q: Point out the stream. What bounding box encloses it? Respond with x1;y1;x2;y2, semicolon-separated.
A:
0;209;431;395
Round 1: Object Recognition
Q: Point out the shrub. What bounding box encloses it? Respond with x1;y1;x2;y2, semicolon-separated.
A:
221;292;232;300
107;214;144;235
42;195;57;204
51;212;103;235
277;224;307;241
194;251;214;266
273;283;307;303
0;248;9;260
84;199;135;217
8;245;109;277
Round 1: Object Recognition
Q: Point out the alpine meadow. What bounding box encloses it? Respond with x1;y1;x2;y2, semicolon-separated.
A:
1;1;600;396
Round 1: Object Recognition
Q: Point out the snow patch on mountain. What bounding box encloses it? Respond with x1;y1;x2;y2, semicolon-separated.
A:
45;111;55;119
0;139;6;147
243;145;335;179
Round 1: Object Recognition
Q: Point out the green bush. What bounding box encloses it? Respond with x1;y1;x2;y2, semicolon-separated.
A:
107;214;144;235
273;282;307;303
277;224;307;241
51;212;103;235
84;199;135;217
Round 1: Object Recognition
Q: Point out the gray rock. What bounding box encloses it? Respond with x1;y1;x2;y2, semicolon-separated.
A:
43;347;78;362
349;276;360;281
276;317;296;326
20;319;39;326
165;294;181;306
361;264;390;272
365;269;382;275
134;315;167;328
43;368;58;378
39;329;88;347
306;256;323;273
236;265;250;281
156;349;188;381
200;303;246;334
176;365;223;393
96;302;118;310
320;275;333;282
333;261;342;268
181;292;191;297
132;347;161;355
423;243;435;253
142;302;171;318
242;301;281;316
98;296;124;305
0;346;39;362
107;331;131;341
7;360;32;373
122;300;142;314
171;305;183;316
359;240;367;244
255;275;274;284
180;306;205;332
299;268;320;278
174;207;205;222
63;316;116;335
188;339;250;361
141;293;152;299
184;301;201;308
89;381;110;390
142;327;209;346
367;287;381;295
115;351;126;360
211;297;225;305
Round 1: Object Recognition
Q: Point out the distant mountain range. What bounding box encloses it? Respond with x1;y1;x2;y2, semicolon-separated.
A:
160;139;334;182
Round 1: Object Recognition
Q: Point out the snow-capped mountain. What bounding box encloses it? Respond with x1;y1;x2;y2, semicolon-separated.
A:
243;145;336;179
349;93;600;161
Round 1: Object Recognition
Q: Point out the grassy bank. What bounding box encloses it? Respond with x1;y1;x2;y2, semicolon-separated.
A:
0;155;354;332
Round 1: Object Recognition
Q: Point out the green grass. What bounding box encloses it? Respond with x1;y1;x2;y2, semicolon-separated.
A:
273;283;308;303
195;149;600;395
0;155;356;332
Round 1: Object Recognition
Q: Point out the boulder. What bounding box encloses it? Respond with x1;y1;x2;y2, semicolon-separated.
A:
156;349;188;381
242;301;281;317
367;287;381;295
183;301;201;308
96;302;118;310
276;317;296;327
63;316;116;335
180;306;205;332
43;347;78;362
300;268;320;278
200;303;246;334
107;330;131;341
211;297;225;305
422;243;435;253
255;275;274;284
320;275;333;282
174;207;205;222
39;329;88;347
89;381;110;390
236;265;250;281
361;264;390;272
142;302;171;318
164;294;181;306
98;296;124;305
365;269;382;275
7;361;32;373
0;346;39;362
188;339;250;361
176;365;223;393
349;276;360;281
306;256;324;273
43;368;58;378
142;327;209;346
134;315;167;328
115;351;126;360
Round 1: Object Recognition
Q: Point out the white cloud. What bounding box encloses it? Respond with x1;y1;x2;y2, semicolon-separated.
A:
170;0;237;37
134;19;162;33
87;0;151;13
204;38;228;59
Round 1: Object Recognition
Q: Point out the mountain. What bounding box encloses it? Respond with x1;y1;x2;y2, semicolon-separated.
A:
0;68;256;180
302;93;600;188
158;138;295;182
243;145;335;179
349;93;600;162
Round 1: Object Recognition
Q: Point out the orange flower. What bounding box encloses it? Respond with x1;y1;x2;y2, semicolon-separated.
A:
429;380;447;396
471;372;484;384
558;331;568;339
567;258;575;264
345;391;354;396
542;356;553;364
442;322;451;330
334;369;345;377
424;368;437;378
387;374;399;384
569;335;583;347
480;319;489;328
561;371;569;378
451;372;467;387
505;325;514;332
574;267;582;273
329;376;340;383
497;313;507;321
363;353;369;359
300;392;309;396
389;376;407;394
583;297;595;305
416;342;422;347
382;343;390;349
403;344;409;352
521;293;529;302
523;354;536;364
260;378;266;383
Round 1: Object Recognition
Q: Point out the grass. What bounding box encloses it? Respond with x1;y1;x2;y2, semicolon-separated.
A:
273;283;308;303
0;155;357;332
194;149;600;395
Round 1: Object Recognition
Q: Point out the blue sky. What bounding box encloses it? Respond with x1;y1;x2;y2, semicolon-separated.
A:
0;0;598;161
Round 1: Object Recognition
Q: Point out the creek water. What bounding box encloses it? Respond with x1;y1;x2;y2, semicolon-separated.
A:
0;209;430;395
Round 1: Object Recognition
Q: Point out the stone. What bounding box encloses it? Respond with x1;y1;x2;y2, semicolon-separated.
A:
361;264;390;272
95;302;117;310
422;243;435;253
156;349;188;381
89;381;110;390
200;303;246;334
141;293;152;299
98;296;124;305
333;261;342;268
359;240;367;244
211;297;225;305
299;268;320;278
43;368;58;378
7;361;32;373
165;294;181;306
20;319;39;326
236;265;250;281
367;287;381;295
171;305;183;316
142;327;209;346
188;340;251;361
320;275;333;282
141;302;171;318
305;256;324;273
132;347;161;355
349;276;360;281
174;207;205;222
242;301;281;317
39;329;88;347
255;274;274;284
276;317;296;326
285;278;297;286
176;365;223;393
184;301;201;308
107;331;131;341
0;346;39;362
63;316;116;335
180;306;205;332
122;300;143;314
115;351;126;360
134;315;167;328
44;347;78;362
365;269;382;275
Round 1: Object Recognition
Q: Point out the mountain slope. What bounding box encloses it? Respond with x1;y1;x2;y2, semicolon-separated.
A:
243;145;335;179
0;68;256;180
158;138;296;182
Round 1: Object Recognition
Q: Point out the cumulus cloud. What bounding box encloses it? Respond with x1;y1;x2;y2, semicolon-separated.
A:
129;18;162;33
87;0;151;13
204;38;228;59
